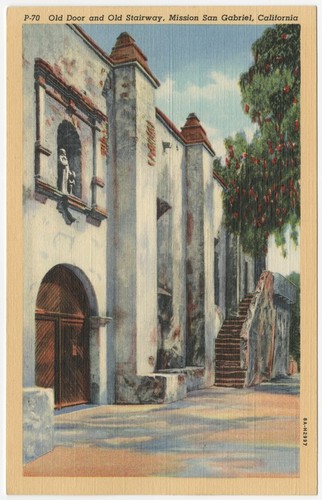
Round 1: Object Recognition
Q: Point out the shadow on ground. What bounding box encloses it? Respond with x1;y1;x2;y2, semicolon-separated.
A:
24;375;300;478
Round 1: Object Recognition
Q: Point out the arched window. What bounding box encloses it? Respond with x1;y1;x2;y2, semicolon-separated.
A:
57;121;82;198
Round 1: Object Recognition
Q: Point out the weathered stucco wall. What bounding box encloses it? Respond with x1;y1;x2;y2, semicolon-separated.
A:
202;148;216;385
239;253;255;298
23;388;54;464
156;117;187;369
136;70;159;376
225;233;258;319
111;61;160;402
225;233;239;318
186;144;206;367
185;144;216;385
213;180;226;330
23;25;111;404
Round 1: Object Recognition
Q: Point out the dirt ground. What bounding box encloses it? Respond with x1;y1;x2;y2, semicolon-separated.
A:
24;376;300;478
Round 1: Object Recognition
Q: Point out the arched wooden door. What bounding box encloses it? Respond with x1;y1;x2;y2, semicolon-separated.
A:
35;265;90;409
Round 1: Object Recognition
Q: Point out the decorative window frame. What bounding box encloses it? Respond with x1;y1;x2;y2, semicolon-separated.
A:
34;58;108;226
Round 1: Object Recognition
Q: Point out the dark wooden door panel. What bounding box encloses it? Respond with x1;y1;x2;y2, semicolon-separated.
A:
35;265;90;409
60;320;89;407
35;318;56;389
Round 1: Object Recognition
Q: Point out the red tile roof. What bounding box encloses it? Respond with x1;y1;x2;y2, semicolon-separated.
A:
71;27;160;87
213;171;227;189
109;32;160;87
156;107;185;143
181;113;215;156
72;26;223;180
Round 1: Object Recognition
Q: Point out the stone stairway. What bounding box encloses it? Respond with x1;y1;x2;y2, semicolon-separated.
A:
215;294;253;388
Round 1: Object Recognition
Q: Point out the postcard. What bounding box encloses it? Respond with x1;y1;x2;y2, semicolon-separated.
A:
6;4;317;495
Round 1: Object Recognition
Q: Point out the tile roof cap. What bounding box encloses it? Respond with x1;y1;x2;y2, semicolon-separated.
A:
181;113;215;155
109;32;160;87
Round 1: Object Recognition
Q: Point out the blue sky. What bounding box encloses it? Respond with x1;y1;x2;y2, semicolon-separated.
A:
82;24;268;158
82;24;299;274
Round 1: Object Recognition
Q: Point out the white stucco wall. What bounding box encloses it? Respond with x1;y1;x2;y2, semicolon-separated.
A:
202;148;216;385
156;115;187;368
23;25;110;403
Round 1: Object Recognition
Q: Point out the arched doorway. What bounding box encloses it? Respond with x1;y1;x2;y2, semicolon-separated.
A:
35;265;90;409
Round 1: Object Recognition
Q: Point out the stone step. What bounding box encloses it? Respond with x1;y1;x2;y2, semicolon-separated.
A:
221;320;244;324
218;329;241;334
216;361;241;368
216;338;240;344
218;336;242;341
215;370;245;376
215;382;245;387
216;358;241;364
216;349;240;354
216;342;240;348
216;345;240;350
214;295;251;389
215;367;245;374
239;298;253;305
218;330;242;336
240;297;252;302
216;369;242;374
216;348;240;353
216;335;241;341
221;325;244;330
240;295;253;302
215;351;240;357
222;319;245;324
215;372;246;379
215;381;245;388
215;375;245;383
220;329;243;334
216;343;240;348
217;333;240;338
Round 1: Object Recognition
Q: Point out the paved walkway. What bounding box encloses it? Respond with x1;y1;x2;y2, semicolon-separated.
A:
24;375;300;478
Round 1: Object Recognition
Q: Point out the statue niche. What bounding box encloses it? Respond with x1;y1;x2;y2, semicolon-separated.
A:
58;148;76;195
57;121;82;198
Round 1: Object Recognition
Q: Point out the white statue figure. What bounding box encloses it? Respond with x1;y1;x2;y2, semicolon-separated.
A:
58;148;76;195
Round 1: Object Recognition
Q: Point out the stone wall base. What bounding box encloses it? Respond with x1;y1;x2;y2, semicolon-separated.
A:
23;387;54;464
116;367;210;404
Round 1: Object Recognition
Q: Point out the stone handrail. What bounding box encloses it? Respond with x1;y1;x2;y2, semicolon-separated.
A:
240;270;295;387
273;272;297;304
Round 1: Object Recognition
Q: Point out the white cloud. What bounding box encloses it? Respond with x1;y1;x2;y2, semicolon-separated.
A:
157;71;239;107
207;71;239;94
244;125;258;143
156;76;177;104
156;70;255;160
184;71;239;100
201;122;226;159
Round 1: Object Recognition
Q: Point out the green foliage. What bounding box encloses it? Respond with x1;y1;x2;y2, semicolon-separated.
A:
216;25;300;256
